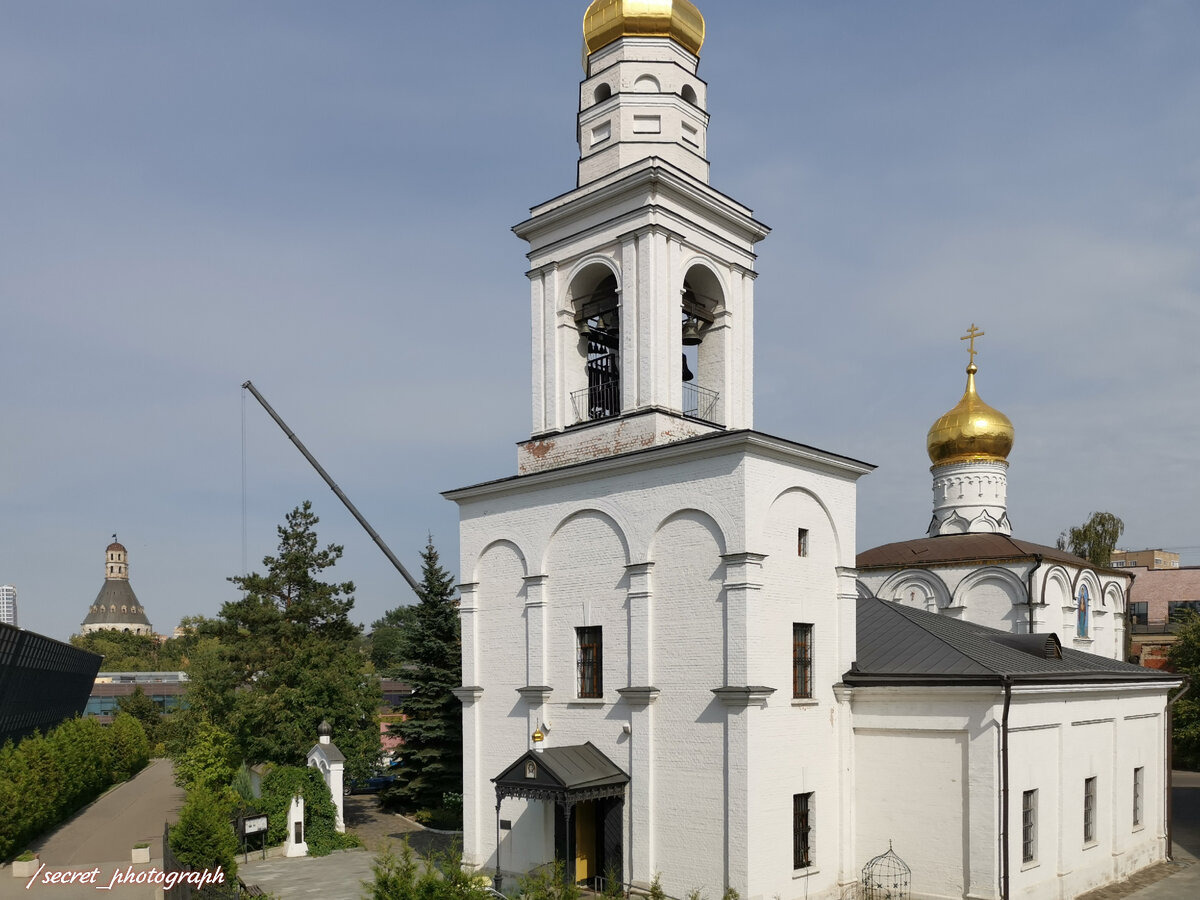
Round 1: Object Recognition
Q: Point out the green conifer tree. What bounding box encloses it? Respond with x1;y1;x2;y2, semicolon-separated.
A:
385;537;462;813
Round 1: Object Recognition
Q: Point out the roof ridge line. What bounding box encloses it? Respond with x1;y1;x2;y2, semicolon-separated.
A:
867;597;998;671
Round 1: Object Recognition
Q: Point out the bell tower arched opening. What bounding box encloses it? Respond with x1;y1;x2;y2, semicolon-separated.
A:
568;266;621;423
681;264;726;424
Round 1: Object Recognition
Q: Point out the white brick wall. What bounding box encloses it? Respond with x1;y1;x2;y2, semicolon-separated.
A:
448;431;870;900
851;683;1173;900
859;560;1130;661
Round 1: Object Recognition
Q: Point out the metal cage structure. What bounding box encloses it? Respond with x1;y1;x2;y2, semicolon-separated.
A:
861;841;911;900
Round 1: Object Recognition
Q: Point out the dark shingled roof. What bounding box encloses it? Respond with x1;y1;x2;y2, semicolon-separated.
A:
82;579;152;628
494;742;629;792
310;741;345;764
857;533;1108;572
846;596;1179;686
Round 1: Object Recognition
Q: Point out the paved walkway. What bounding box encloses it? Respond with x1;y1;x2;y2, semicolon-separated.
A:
2;758;186;899
239;795;460;898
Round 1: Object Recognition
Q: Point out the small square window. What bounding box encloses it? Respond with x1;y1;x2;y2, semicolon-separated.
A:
797;528;809;557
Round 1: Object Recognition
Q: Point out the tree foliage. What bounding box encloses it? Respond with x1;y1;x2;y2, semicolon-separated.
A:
182;502;381;780
380;538;462;814
174;718;238;795
116;685;163;747
68;628;197;672
517;860;582;900
110;711;151;775
169;787;238;878
1168;613;1200;769
370;604;418;676
1057;511;1125;568
363;840;492;900
0;714;149;860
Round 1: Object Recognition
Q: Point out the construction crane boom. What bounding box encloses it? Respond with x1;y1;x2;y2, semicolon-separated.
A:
241;380;422;597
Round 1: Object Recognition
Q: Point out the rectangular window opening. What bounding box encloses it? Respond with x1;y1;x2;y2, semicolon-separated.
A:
793;792;813;869
797;528;809;557
1084;776;1097;844
793;623;813;699
1133;767;1144;828
576;626;603;699
1022;789;1037;863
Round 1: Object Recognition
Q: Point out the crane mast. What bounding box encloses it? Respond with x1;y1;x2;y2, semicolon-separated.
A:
241;380;422;598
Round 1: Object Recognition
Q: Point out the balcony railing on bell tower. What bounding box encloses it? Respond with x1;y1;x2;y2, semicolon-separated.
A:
570;380;720;424
683;381;719;421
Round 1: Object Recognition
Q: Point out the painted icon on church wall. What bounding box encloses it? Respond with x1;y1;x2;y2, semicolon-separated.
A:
1077;584;1090;638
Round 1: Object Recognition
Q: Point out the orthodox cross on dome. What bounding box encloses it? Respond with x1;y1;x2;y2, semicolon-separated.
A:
960;324;985;366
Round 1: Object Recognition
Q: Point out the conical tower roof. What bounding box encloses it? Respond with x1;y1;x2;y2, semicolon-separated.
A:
81;537;152;633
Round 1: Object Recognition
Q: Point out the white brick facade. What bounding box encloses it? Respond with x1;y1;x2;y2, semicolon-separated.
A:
447;432;870;899
851;683;1171;899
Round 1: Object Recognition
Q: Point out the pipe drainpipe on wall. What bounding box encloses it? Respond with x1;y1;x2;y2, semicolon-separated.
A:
1166;675;1191;861
1125;570;1136;662
1026;555;1043;634
999;675;1013;900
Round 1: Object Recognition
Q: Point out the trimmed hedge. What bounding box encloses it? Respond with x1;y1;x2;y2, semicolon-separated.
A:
0;713;150;860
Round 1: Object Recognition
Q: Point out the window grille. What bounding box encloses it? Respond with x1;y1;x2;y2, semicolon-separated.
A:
1084;776;1097;843
793;624;813;699
1022;790;1037;863
792;792;813;869
1133;767;1144;828
577;626;603;698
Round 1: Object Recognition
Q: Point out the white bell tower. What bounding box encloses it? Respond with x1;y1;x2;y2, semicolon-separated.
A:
514;0;770;475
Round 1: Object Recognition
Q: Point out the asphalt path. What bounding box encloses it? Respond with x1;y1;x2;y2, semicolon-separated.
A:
2;758;186;900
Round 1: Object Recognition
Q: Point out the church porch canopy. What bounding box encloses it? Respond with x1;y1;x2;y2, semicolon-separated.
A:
493;742;628;805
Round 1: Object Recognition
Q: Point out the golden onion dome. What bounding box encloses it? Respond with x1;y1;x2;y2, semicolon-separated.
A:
926;363;1015;466
583;0;706;58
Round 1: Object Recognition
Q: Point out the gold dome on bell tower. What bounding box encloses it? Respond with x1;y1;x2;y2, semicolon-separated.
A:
926;325;1015;467
583;0;706;57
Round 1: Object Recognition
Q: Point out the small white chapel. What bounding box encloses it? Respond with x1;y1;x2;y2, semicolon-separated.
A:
445;4;1181;900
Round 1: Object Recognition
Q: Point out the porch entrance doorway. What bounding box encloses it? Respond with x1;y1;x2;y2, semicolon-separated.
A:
493;743;629;889
575;800;597;882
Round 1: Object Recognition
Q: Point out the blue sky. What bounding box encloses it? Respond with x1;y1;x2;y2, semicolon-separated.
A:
3;1;1198;642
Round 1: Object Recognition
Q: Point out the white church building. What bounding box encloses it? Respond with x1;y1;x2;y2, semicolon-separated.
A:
446;4;1181;899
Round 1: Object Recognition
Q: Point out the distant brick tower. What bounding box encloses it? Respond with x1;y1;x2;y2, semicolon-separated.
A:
80;537;153;635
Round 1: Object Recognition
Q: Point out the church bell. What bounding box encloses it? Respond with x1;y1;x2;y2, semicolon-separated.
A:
682;314;704;346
